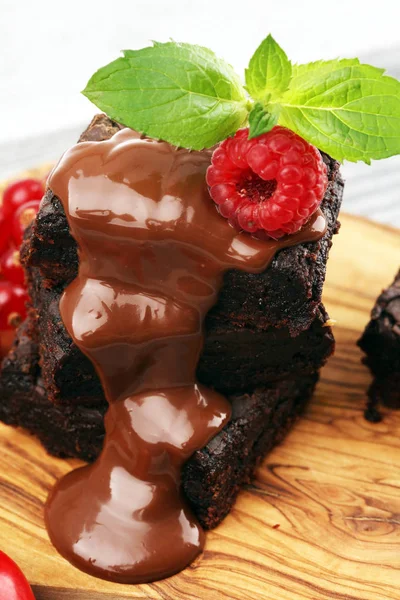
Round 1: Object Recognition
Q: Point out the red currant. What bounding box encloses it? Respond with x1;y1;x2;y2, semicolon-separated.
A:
2;178;44;219
0;212;12;257
0;248;24;285
0;281;28;330
0;177;40;352
11;200;40;247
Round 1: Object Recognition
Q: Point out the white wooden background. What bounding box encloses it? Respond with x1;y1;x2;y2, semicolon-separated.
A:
1;0;399;225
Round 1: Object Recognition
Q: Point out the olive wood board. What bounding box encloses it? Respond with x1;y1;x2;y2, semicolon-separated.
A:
0;200;399;599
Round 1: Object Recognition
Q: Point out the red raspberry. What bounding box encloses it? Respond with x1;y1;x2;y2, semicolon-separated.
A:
206;126;328;239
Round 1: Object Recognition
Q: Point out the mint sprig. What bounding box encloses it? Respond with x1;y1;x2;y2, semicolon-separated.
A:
83;36;400;163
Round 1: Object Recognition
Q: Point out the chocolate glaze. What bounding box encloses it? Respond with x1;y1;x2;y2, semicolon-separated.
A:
45;128;326;583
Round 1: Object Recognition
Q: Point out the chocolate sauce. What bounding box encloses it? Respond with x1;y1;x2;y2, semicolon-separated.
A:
45;129;326;583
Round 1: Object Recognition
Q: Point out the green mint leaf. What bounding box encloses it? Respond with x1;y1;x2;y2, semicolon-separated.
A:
248;103;278;138
276;60;400;163
245;34;292;101
82;42;249;150
290;58;360;88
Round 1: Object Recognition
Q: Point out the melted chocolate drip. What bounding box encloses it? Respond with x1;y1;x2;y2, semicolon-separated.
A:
45;129;326;583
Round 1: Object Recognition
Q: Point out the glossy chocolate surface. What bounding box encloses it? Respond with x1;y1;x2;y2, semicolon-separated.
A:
45;129;326;583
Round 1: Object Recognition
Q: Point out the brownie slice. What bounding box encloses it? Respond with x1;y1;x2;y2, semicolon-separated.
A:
358;270;400;411
27;264;334;406
0;313;317;529
22;114;344;336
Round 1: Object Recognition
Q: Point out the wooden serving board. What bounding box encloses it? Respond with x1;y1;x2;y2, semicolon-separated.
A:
0;209;399;600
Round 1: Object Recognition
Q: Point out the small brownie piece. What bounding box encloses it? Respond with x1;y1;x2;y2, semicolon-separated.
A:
22;114;344;336
0;313;317;529
358;270;400;411
27;265;334;406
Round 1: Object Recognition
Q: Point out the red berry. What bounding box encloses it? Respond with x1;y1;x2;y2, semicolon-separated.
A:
0;248;24;285
0;212;12;256
206;126;328;239
0;550;35;600
11;200;40;247
0;281;28;330
2;178;43;219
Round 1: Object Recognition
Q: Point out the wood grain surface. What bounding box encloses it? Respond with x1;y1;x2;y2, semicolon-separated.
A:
0;211;399;600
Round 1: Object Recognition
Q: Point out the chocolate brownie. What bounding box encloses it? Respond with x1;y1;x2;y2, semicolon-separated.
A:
27;264;334;406
22;114;343;336
0;312;317;529
358;270;400;413
0;115;342;530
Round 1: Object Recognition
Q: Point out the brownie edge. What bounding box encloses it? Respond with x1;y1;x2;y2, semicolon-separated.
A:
358;269;400;411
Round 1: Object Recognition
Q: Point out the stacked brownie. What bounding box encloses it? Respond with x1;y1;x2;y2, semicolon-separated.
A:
0;115;344;527
359;270;400;415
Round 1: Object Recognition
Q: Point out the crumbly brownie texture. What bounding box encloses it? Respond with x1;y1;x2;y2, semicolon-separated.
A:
27;264;334;407
0;313;105;460
22;114;343;336
0;313;317;529
358;270;400;413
